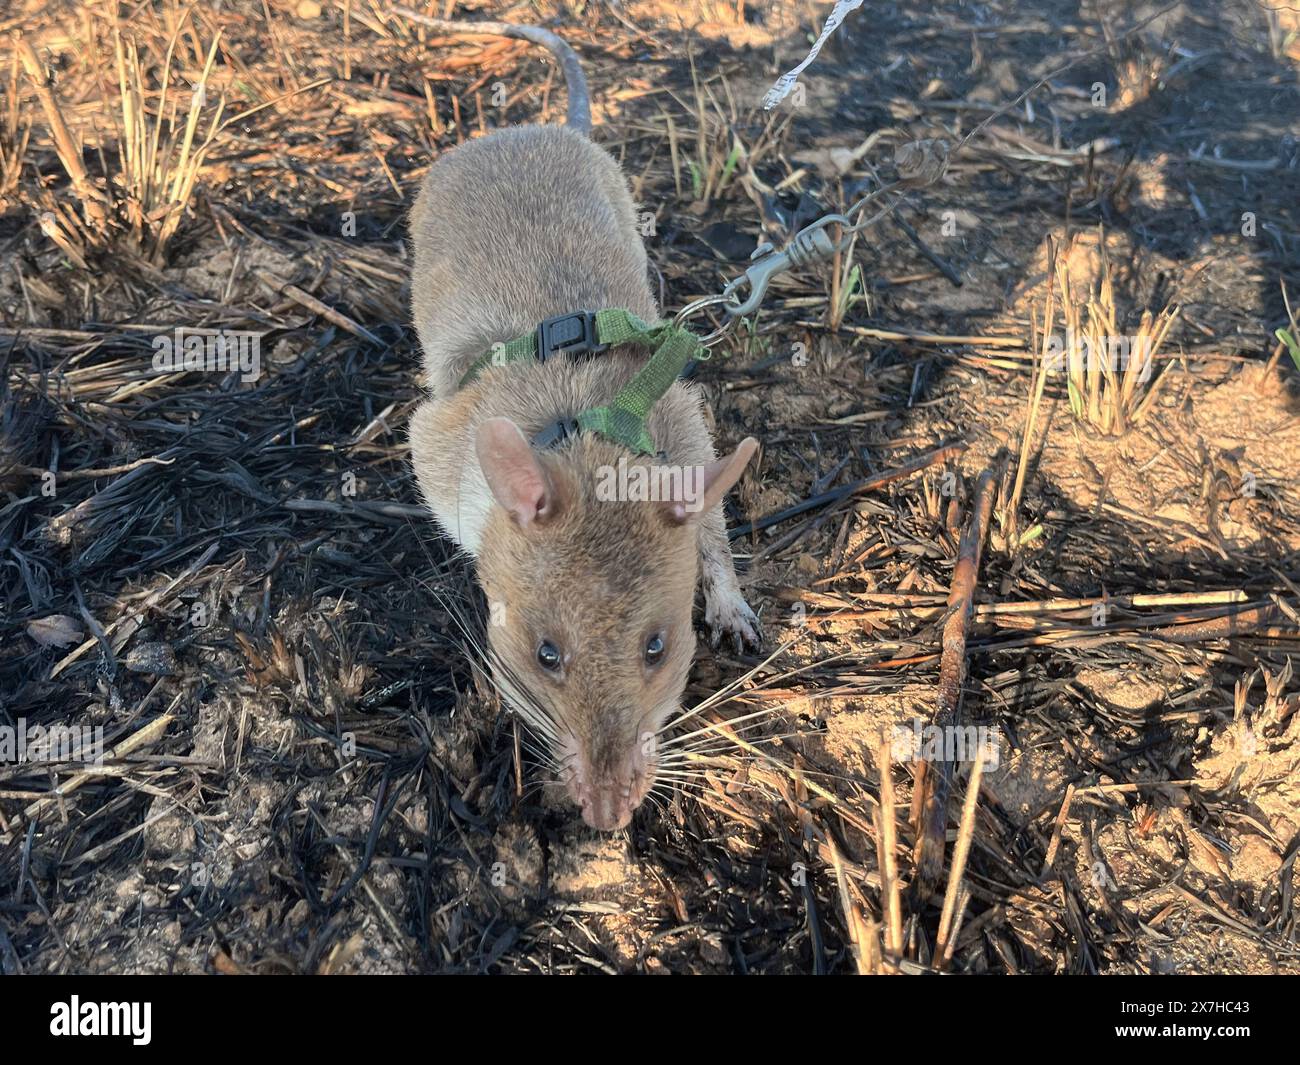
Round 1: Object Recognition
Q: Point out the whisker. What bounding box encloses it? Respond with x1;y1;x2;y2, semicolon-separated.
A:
675;729;809;756
651;772;714;790
411;577;567;746
642;792;668;816
657;706;787;749
658;637;804;735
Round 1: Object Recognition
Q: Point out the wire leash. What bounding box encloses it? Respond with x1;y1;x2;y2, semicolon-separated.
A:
672;0;1180;349
672;163;925;348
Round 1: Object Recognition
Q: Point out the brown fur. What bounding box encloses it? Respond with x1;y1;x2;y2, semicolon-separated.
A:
408;124;759;830
410;126;657;396
477;434;699;827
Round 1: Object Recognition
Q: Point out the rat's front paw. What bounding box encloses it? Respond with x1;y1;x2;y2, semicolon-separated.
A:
704;586;762;654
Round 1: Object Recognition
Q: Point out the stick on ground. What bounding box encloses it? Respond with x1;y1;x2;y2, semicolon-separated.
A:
912;465;998;898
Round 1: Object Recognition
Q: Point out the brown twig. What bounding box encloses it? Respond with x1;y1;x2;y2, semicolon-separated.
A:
255;269;384;345
12;33;109;227
729;441;966;539
912;465;998;897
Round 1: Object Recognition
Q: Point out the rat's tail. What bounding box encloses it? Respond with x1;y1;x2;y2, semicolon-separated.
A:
392;6;592;135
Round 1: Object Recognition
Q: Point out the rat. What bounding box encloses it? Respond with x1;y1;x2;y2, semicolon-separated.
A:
398;8;761;831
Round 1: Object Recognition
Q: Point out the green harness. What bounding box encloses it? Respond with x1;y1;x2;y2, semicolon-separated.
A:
458;308;703;456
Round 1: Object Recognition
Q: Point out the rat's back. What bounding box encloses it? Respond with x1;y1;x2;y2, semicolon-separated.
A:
410;125;658;397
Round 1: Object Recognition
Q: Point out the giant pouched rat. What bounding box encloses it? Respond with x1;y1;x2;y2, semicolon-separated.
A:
399;8;760;831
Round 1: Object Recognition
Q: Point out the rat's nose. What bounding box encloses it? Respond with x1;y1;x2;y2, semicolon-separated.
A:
581;786;633;831
569;735;653;831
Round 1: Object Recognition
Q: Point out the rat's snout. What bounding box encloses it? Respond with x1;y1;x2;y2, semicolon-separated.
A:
566;727;655;831
579;783;635;832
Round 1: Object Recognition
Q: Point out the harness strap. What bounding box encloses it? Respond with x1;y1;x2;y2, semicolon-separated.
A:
457;308;703;456
574;324;698;454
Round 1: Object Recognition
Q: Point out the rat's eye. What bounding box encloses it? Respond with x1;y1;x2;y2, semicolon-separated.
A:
536;640;562;671
644;633;665;665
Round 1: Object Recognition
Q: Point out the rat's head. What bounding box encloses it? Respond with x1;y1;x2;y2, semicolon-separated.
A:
472;417;756;830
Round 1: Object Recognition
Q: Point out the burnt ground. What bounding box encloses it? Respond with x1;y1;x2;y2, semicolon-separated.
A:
0;0;1298;974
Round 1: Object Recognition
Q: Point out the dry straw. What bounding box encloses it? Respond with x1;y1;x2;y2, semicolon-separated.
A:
1048;230;1180;436
1;48;30;206
13;7;225;267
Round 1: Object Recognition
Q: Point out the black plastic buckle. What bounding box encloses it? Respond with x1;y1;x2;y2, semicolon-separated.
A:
531;417;581;450
536;311;606;362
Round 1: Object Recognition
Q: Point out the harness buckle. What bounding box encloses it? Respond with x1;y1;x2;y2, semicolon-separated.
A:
536;311;606;361
531;417;581;450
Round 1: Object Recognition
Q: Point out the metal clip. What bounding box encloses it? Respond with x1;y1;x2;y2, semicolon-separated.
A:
720;226;842;319
673;224;847;345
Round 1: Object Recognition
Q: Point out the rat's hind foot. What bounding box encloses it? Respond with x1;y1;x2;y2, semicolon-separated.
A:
703;577;762;654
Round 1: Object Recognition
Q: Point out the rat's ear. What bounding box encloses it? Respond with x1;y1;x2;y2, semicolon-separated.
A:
475;417;562;527
662;437;759;525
